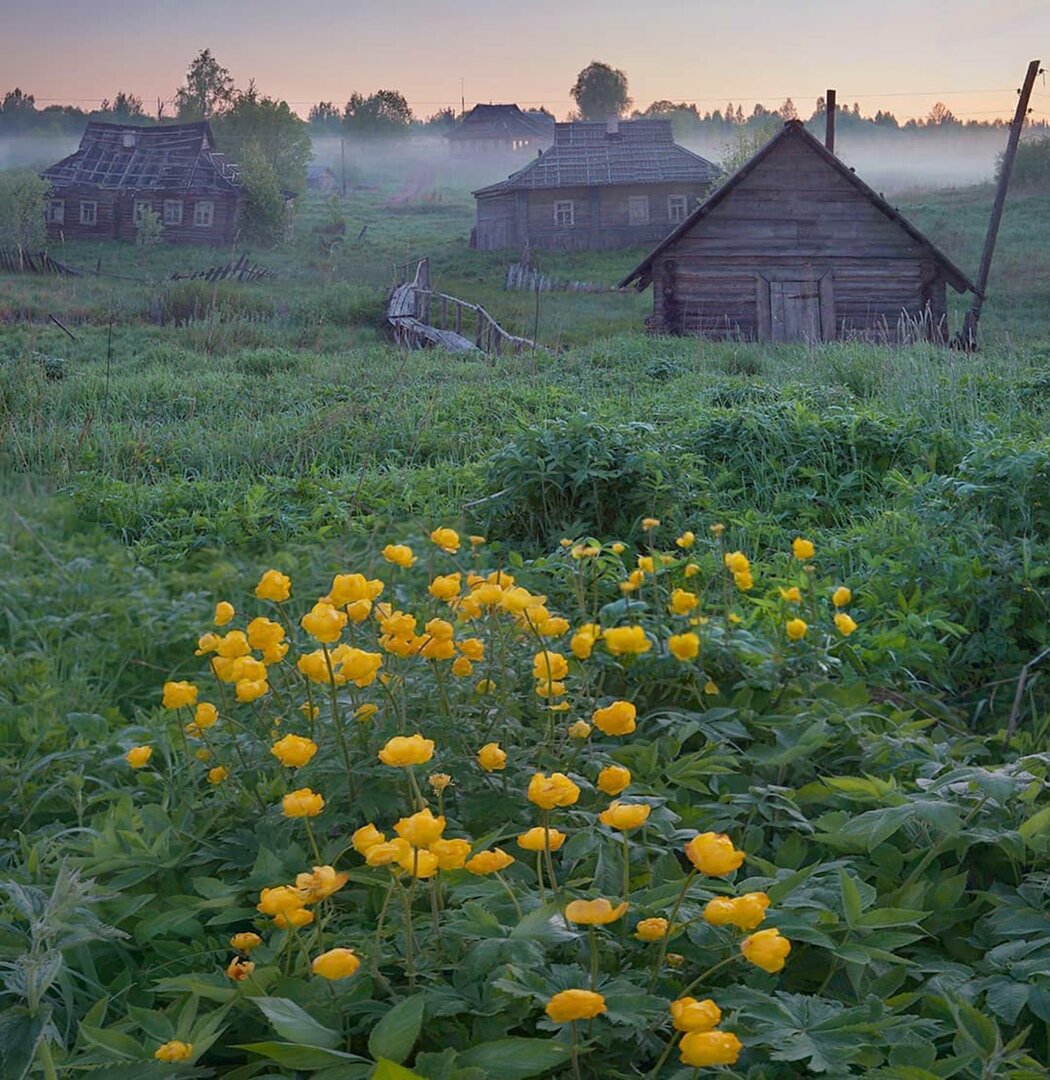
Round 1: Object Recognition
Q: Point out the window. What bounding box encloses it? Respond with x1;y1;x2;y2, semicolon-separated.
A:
193;201;215;228
163;200;183;226
133;200;151;226
554;200;574;226
628;195;650;226
46;199;64;225
668;195;689;223
79;201;97;226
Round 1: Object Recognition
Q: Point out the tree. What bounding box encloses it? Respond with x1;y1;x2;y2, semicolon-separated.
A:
779;98;799;121
420;107;457;132
342;90;413;136
570;62;631;121
111;91;145;120
308;102;342;131
236;142;288;247
214;83;311;193
0;170;51;258
925;101;959;127
174;49;235;120
0;88;37;132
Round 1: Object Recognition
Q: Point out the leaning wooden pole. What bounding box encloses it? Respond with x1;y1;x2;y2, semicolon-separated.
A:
825;89;836;154
961;59;1042;348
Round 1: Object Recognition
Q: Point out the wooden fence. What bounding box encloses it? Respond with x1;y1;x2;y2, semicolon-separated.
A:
504;262;608;294
170;254;274;283
0;248;80;275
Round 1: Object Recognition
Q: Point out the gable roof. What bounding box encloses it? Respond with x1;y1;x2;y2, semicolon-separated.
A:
43;121;241;194
448;104;554;143
619;120;976;294
473;119;720;195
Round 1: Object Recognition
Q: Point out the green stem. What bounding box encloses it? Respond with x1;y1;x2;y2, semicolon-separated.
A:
645;1030;681;1079
321;645;356;798
404;858;418;989
542;810;559;892
621;833;631;908
677;952;741;999
649;869;697;992
406;767;426;811
570;1021;582;1080
495;871;524;921
36;1039;59;1080
303;818;323;865
372;876;397;979
588;925;599;990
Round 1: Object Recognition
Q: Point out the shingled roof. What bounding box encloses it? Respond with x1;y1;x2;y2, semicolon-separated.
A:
448;104;554;143
474;119;720;195
43;121;241;194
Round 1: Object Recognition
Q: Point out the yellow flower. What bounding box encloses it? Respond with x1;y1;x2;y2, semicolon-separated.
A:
282;788;325;818
450;656;473;677
193;702;218;730
568;720;592;740
732;892;771;930
635;917;669;942
352;823;386;855
779;586;803;603
684;562;700;578
642;517;661;530
723;551;750;574
273;907;314;929
832;585;852;607
792;537;815;561
154;1040;193;1062
382;543;416;568
465;848;515;875
527;772;581;809
226;956;255;981
676;530;696;549
216;631;250;659
545;989;607;1023
428;772;452;793
312;947;361;980
537;615;571;637
394;808;446;847
246;616;284;649
685;833;746;876
162;681;198;709
834;612;858;636
399;847;440;878
704;680;719;695
256;569;291;602
517;826;567;852
670;996;721;1033
355;703;378;722
326;573;384;607
230;931;262;952
786;618;808;641
535;679;566;699
564;898;628;925
300;602;347;644
669;632;700;661
270;734;318;768
670;588;698;615
430;526;461;554
295;865;349;902
430;837;472;870
332;646;383;687
741;927;791;972
214;601;235;626
470;534;486;547
429;572;462;601
734;569;754;591
597;764;631;796
475;678;497;695
378;733;434;767
570;623;602;660
194;748;212;762
257;886;307;916
599;801;651;831
592;700;637;737
680;1031;742;1067
603;626;651;656
709;522;726;537
532;650;569;682
207;765;228;785
235;678;269;703
570;543;600;559
126;745;152;769
610;542;626;555
476;742;507;772
365;838;412;867
195;632;220;655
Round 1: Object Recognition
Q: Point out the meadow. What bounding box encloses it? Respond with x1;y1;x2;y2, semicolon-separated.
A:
2;147;1050;1078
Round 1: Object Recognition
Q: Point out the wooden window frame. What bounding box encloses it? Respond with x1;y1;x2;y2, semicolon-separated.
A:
47;199;65;225
628;195;651;226
554;200;575;227
667;195;688;224
193;200;215;228
79;201;97;226
133;200;152;226
163;200;183;226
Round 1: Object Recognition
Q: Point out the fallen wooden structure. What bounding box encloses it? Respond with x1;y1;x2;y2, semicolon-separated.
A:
170;254;273;283
0;248;81;275
386;258;542;356
505;262;608;293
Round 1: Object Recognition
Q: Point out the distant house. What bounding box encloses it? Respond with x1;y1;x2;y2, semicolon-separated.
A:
472;119;719;252
448;104;554;156
42;121;242;245
306;164;339;193
620;120;976;342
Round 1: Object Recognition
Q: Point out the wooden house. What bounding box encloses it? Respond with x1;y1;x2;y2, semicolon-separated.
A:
42;121;242;245
306;164;339;193
448;104;554;156
472;119;720;252
619;120;976;342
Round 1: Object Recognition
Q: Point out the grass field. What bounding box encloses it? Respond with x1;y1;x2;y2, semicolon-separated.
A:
2;158;1050;1078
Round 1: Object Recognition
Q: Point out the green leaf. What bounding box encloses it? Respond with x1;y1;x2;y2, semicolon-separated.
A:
78;1024;144;1060
953;1000;999;1057
854;908;928;929
1018;804;1050;847
456;1037;573;1079
840;867;864;928
368;994;426;1065
252;997;341;1049
236;1041;369;1070
0;1008;46;1080
373;1060;427;1080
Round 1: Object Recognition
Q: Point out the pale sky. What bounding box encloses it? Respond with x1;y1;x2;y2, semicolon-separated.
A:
2;0;1047;122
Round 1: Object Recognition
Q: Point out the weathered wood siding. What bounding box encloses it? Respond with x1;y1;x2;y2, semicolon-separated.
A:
649;137;951;342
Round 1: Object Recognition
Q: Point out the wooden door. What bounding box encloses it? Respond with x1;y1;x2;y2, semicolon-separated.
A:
769;279;822;343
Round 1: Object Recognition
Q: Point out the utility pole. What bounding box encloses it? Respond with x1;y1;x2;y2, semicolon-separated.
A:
961;59;1042;348
460;77;465;119
825;89;836;154
340;135;347;198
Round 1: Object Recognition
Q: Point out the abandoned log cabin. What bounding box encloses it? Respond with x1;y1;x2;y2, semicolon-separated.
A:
306;164;339;193
472;119;720;252
619;120;976;342
42;121;242;245
448;104;555;156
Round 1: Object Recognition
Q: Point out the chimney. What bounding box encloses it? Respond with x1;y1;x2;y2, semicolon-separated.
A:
825;89;836;154
606;116;620;137
122;131;137;149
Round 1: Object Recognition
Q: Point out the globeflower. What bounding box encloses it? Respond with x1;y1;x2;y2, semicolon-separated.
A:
230;932;262;952
162;681;198;709
676;530;696;549
273;908;314;929
352;823;386;855
430;837;471;870
723;551;750;574
207;765;228;784
545;989;607;1023
429;572;462;601
282;788;325;818
670;588;699;615
670;997;721;1033
154;1040;193;1062
465;848;515;875
394;808;446;847
564;898;628;925
430;527;461;554
295;865;349;902
834;612;858;636
599;801;651;831
669;632;700;661
382;543;415;568
332;646;383;687
257;885;308;916
399;847;439;878
365;839;412;867
256;569;291;602
685;833;746;876
603;626;651;656
226;956;255;981
570;623;602;660
378;733;435;767
741;927;791;972
792;537;815;561
786;618;808;641
527;772;581;809
428;772;452;793
680;1031;742;1067
194;702;218;728
779;586;803;603
312;947;361;980
247;617;284;650
477;742;507;771
270;734;318;768
126;746;152;769
635;917;669;941
214;601;235;626
532;650;569;682
832;585;852;607
235;678;269;704
517;826;566;852
300;602;347;644
597;764;631;796
568;720;591;739
592;700;637;736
